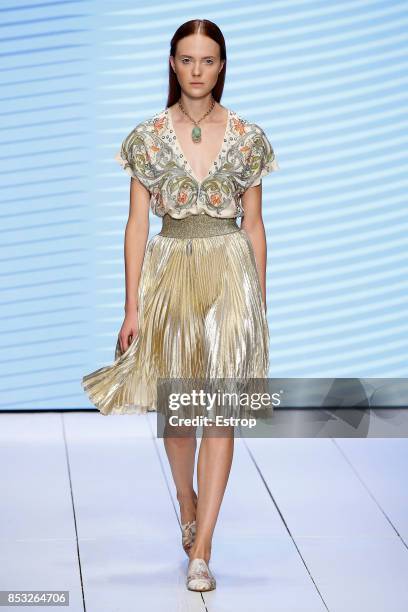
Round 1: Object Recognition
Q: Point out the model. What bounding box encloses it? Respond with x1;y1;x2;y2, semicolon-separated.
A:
81;18;279;592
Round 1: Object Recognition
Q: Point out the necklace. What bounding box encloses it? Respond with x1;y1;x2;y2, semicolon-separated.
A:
177;97;216;143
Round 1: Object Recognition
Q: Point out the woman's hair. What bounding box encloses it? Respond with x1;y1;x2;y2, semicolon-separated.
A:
166;19;226;108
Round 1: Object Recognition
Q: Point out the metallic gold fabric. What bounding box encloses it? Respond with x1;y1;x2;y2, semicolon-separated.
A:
159;214;240;238
81;216;269;416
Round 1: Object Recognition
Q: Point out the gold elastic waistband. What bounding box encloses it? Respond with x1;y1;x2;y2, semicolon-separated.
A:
158;214;240;238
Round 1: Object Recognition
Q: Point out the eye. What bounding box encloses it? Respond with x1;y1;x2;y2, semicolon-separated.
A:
205;59;214;64
181;58;190;64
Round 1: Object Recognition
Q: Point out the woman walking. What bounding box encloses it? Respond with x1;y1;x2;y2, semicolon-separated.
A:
81;18;279;591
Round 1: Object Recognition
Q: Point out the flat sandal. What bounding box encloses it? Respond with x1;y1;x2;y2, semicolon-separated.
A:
186;558;216;591
181;520;196;556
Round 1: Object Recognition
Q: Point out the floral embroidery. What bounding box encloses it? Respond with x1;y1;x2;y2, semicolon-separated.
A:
232;116;247;136
177;190;188;205
153;116;167;135
115;108;279;219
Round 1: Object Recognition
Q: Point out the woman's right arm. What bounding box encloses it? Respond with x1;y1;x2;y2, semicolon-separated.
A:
119;176;150;353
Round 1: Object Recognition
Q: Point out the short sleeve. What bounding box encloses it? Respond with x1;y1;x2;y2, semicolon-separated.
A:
247;125;280;187
114;126;155;192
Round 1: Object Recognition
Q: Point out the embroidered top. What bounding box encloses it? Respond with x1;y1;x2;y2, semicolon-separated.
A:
114;107;280;219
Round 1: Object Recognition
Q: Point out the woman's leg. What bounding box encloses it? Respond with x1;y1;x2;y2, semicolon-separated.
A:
189;424;235;563
163;424;198;524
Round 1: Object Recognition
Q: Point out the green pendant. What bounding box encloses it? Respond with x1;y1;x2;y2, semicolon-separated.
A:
192;125;201;143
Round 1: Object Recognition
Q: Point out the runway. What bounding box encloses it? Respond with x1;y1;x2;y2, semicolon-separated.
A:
1;412;407;611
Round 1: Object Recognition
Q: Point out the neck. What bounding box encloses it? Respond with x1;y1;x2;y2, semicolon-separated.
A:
177;93;216;121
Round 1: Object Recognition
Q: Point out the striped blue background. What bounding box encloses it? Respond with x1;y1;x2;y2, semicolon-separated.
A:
1;1;407;410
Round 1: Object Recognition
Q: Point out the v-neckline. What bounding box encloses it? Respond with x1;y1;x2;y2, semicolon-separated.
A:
166;106;230;186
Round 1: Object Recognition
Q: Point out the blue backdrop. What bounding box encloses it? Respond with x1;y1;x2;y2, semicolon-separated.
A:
1;0;407;410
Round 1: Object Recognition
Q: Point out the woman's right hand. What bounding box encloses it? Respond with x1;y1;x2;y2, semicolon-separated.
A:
118;307;139;354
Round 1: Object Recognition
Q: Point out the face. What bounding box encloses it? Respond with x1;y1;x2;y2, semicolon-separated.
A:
170;33;224;98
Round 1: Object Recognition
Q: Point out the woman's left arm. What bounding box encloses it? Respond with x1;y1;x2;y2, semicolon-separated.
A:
240;183;267;311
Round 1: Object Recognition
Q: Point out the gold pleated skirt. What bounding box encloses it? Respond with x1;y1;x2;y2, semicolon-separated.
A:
81;214;270;416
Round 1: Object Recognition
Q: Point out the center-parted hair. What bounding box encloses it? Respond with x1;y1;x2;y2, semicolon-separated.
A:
167;19;227;107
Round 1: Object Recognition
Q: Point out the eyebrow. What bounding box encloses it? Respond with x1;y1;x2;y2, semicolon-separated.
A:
179;55;216;59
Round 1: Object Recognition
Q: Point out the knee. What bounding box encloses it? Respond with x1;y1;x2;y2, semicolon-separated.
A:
202;423;234;439
163;424;197;441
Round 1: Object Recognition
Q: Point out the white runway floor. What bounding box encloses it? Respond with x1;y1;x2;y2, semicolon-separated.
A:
1;412;407;612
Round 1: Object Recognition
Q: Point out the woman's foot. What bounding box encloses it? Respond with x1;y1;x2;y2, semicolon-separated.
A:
186;558;216;591
188;540;212;565
178;490;198;555
181;520;196;556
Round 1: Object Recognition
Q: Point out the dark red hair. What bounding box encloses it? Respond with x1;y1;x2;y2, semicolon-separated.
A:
166;19;227;108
